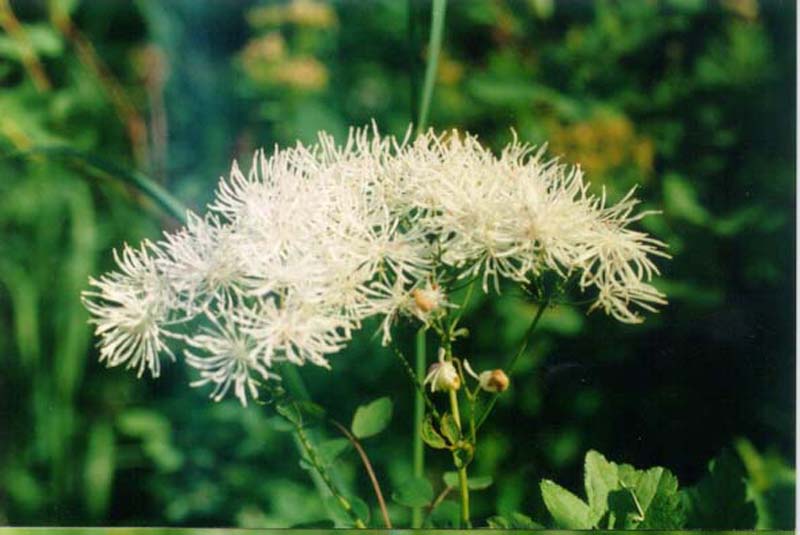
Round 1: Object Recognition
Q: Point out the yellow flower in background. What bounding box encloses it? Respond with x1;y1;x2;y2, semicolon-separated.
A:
273;57;329;91
721;0;759;21
240;34;328;92
248;0;337;29
549;114;654;180
241;33;286;65
437;54;464;86
285;0;337;28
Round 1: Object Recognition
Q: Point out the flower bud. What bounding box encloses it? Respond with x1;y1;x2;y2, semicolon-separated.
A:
423;349;461;392
478;369;509;393
412;286;441;314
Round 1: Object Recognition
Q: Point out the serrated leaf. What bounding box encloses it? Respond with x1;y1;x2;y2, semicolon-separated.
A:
487;511;543;528
443;471;493;490
617;463;643;488
638;467;685;529
392;476;433;507
608;488;641;529
683;449;757;529
541;479;593;529
421;416;447;449
584;450;618;523
351;397;393;439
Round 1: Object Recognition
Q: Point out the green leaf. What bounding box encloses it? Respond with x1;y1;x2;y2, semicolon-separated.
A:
317;438;350;466
540;479;593;529
487;511;544;528
351;397;393;439
392;476;433;507
83;422;115;518
421;416;447;449
349;496;370;524
443;471;493;490
429;500;461;528
606;462;685;529
735;438;796;529
275;402;302;426
607;488;642;529
663;173;710;225
637;467;685;529
439;413;460;444
264;415;294;432
289;520;335;529
683;449;757;529
296;400;326;420
584;450;618;523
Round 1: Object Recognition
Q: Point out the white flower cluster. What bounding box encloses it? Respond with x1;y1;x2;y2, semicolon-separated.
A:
83;125;668;405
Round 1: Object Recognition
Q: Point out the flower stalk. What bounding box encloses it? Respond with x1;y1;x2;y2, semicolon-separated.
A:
291;412;367;528
412;327;427;528
448;385;471;527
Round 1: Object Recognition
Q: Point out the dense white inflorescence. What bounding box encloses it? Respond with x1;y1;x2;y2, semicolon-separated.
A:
83;125;669;405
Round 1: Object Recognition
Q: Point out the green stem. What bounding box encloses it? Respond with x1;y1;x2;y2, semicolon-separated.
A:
415;0;447;135
7;146;187;222
448;387;471;527
282;362;311;401
280;365;356;524
476;297;549;431
412;328;426;528
292;413;367;528
409;0;446;525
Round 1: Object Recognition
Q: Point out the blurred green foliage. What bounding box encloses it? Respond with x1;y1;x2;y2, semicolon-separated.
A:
0;0;794;528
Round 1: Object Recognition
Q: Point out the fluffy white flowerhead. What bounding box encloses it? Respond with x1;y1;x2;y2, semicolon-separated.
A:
83;124;669;405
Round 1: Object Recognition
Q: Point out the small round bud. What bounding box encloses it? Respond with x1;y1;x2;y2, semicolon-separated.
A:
411;284;444;315
479;369;509;393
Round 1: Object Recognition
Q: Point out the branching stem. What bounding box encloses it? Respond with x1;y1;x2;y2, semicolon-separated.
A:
476;296;549;431
292;414;367;528
330;419;392;528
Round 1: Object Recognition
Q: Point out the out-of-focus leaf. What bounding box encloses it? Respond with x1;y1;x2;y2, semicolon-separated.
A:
317;438;350;466
487;511;543;528
429;500;461;528
84;422;115;518
683;449;757;529
289;519;335;528
116;409;182;472
349;495;370;525
351;396;392;439
443;471;493;490
735;438;796;529
3;466;44;511
0;261;41;367
663;173;710;225
392;476;433;507
0;24;63;60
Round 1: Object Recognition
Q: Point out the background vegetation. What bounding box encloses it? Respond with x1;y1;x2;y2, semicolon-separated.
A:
0;0;795;528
